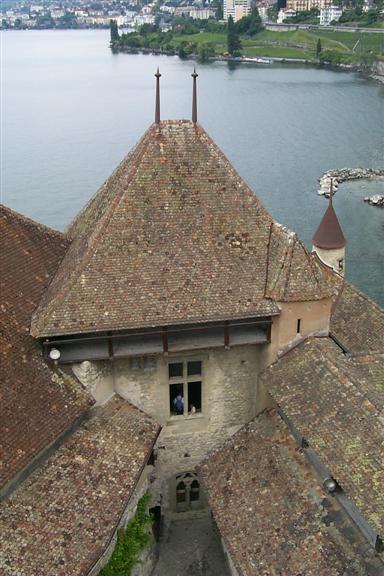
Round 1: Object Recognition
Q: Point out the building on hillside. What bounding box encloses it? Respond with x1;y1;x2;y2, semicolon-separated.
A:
320;4;343;24
277;7;297;22
363;0;374;12
1;75;383;575
258;5;269;23
174;6;216;19
287;0;331;11
224;0;251;21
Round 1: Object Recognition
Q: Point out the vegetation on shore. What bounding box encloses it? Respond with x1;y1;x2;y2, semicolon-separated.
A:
110;17;383;68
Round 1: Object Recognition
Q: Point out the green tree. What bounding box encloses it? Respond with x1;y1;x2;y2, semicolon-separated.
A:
316;38;322;57
178;40;188;59
58;11;78;29
357;51;375;71
227;15;242;56
366;8;378;23
236;7;263;36
139;22;157;36
110;19;119;43
197;42;215;62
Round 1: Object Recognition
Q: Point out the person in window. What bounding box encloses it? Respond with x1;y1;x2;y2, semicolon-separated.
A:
174;393;184;415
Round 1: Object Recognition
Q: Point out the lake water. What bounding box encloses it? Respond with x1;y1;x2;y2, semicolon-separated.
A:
1;29;383;305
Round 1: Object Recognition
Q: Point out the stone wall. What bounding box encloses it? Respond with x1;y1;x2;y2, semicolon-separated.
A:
114;345;265;511
72;302;332;512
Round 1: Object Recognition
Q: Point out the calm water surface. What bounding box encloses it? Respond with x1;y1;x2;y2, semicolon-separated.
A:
1;30;383;305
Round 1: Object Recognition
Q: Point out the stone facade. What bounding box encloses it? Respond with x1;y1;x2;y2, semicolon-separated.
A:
72;296;332;514
74;344;266;511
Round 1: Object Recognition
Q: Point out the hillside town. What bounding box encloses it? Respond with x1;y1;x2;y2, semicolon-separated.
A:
2;0;383;30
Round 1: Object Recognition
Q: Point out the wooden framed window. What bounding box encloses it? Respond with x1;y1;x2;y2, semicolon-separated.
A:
168;360;203;417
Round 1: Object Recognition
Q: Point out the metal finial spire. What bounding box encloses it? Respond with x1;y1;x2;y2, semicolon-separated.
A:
155;68;161;124
191;68;198;124
329;178;334;206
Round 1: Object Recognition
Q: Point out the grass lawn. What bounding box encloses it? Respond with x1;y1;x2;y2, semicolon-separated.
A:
243;45;315;59
146;28;383;60
172;32;226;46
314;29;384;53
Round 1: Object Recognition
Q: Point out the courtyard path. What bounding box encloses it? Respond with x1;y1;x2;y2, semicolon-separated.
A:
152;510;231;576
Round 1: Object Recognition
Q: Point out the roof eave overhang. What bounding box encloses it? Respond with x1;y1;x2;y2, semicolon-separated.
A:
33;308;281;340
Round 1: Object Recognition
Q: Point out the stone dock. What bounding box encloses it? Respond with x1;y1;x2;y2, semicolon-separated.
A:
318;168;384;207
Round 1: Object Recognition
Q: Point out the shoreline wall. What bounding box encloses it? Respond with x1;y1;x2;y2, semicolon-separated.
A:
318;168;384;207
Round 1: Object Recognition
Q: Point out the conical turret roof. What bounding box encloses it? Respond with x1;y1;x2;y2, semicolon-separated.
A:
312;195;347;250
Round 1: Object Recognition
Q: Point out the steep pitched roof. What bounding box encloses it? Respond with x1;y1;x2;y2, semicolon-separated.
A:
0;395;160;576
0;205;92;491
312;197;347;250
199;411;382;576
266;222;338;301
264;337;384;536
331;281;384;354
31;121;335;338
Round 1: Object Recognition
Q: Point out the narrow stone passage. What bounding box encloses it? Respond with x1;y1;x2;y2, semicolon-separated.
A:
152;510;231;576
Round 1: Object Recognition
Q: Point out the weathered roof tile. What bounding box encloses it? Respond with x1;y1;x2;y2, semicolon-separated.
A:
331;281;384;354
264;337;384;535
0;395;160;576
31;121;335;338
0;205;93;491
200;411;382;575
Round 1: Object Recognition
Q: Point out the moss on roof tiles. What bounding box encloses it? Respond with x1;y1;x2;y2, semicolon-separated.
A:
263;337;384;536
0;395;160;576
331;281;384;354
199;411;381;575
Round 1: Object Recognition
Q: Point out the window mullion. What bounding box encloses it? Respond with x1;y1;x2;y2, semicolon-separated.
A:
184;364;188;415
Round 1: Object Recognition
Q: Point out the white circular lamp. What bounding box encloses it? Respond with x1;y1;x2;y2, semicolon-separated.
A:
49;348;61;361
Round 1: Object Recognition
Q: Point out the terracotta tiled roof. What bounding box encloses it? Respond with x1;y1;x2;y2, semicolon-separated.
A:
0;205;92;491
31;121;335;338
312;197;347;249
266;222;338;301
264;337;384;535
0;395;160;576
331;281;384;353
199;411;381;576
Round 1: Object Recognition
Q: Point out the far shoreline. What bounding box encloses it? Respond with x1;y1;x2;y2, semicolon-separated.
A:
109;44;384;83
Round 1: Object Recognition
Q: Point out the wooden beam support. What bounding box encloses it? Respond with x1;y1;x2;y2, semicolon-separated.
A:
162;326;168;354
108;336;114;359
224;321;230;349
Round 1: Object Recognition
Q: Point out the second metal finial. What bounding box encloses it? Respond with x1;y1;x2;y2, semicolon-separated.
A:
155;68;161;124
192;68;198;124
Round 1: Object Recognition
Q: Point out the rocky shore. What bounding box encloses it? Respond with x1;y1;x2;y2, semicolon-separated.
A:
364;194;384;207
318;168;384;207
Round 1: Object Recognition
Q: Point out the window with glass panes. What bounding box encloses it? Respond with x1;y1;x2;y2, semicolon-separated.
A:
168;360;202;416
